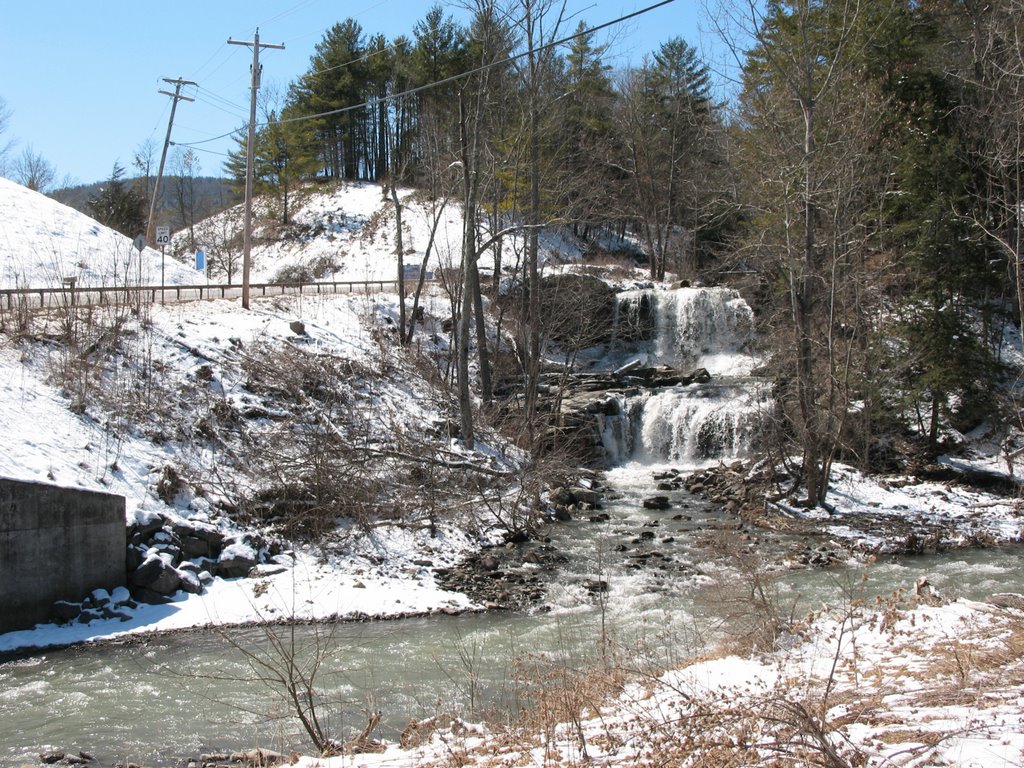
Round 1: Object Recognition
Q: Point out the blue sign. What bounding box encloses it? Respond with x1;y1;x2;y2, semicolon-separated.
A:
195;250;205;271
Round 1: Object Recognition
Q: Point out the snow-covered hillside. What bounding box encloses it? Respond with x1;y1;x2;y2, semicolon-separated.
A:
178;181;600;284
0;177;201;289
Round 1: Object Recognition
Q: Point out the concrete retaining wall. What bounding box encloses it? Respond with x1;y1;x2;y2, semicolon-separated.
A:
0;479;125;634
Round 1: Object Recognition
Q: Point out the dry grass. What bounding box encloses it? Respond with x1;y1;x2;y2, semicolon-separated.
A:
384;599;1024;768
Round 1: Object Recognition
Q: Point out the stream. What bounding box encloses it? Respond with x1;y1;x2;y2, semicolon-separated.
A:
2;470;1022;767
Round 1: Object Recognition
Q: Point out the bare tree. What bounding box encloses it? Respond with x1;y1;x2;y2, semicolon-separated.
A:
960;0;1024;349
11;144;56;192
171;147;201;249
722;0;889;506
0;96;14;176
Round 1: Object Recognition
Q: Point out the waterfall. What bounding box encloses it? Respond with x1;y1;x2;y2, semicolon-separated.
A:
606;285;766;467
633;382;767;463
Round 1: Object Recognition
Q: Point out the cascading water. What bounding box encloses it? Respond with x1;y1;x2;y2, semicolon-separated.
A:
604;285;767;467
633;382;767;463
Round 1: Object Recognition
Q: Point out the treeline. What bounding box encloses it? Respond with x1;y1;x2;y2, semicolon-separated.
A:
53;171;232;239
227;3;725;281
229;0;1023;500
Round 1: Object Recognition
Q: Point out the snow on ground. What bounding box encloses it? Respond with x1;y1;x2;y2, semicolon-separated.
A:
768;463;1024;553
181;181;597;285
0;288;496;655
287;596;1024;768
0;177;200;288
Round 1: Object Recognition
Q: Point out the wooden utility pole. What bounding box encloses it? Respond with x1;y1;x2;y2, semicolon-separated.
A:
228;28;284;309
146;77;195;246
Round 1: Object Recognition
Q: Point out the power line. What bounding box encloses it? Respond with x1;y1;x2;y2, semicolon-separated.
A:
170;142;232;159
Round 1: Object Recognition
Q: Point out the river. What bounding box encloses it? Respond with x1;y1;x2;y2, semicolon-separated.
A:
2;468;1022;767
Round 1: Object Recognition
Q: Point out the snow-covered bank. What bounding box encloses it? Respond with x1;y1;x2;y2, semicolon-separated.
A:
0;545;480;655
290;596;1024;768
0;288;510;654
0;176;199;289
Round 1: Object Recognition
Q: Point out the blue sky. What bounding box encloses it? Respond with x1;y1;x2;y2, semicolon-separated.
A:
1;0;713;186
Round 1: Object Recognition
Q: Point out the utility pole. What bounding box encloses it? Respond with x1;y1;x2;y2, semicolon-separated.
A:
146;77;196;246
228;28;284;309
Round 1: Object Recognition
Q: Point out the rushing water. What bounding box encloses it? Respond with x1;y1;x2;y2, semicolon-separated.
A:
3;285;1021;765
3;474;1022;767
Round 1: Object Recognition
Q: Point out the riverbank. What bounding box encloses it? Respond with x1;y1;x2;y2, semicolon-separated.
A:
285;593;1024;768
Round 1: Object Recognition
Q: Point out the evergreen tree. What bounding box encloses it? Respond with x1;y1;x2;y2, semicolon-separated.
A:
557;23;617;238
288;19;368;180
877;1;1004;446
88;163;147;237
619;37;718;279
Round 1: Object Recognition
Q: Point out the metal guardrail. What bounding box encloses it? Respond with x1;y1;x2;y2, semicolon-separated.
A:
0;279;413;311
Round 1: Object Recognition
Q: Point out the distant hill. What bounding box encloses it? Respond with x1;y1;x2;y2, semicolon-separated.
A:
51;176;236;234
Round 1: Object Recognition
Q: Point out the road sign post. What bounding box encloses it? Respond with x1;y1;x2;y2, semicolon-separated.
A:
156;226;171;304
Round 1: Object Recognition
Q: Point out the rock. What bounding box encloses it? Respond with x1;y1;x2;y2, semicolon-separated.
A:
132;587;174;605
643;496;671;510
176;568;203;594
216;548;258;579
989;592;1024;611
125;545;145;573
550;487;573;505
40;751;65;764
479;555;500;571
51;601;81;623
552;505;572;521
130;510;165;539
179;535;212;558
505;529;530;544
249;563;288;577
289;320;306;335
572;488;603;507
129;555;181;595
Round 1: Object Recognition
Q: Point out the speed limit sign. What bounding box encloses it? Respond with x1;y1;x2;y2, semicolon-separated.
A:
155;226;171;246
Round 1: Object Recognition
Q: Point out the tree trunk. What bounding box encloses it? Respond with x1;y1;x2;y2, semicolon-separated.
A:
391;183;407;344
457;92;477;450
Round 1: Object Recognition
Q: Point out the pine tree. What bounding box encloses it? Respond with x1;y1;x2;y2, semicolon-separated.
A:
288;19;368;180
88;163;147;237
619;37;718;280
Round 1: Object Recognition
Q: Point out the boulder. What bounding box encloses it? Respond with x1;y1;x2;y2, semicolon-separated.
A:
51;601;82;623
180;535;212;559
129;556;181;595
130;510;166;539
217;546;258;578
989;593;1024;611
643;496;671;510
176;569;203;594
572;488;603;507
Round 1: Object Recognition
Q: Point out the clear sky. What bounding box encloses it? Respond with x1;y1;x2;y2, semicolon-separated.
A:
0;0;714;186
